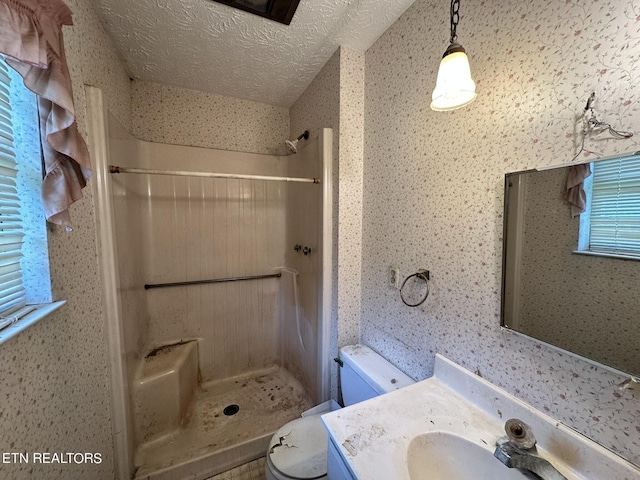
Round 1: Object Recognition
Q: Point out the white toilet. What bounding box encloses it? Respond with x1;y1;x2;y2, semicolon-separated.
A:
265;344;415;480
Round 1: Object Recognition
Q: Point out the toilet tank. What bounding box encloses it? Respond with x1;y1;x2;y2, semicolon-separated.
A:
340;344;415;406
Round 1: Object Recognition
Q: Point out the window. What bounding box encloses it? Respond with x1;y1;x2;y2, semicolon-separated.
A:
0;60;63;342
578;154;640;259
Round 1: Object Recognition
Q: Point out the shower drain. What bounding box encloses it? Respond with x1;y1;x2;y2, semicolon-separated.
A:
223;404;240;416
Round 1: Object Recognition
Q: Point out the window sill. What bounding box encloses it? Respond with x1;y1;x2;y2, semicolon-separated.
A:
572;250;640;262
0;301;67;346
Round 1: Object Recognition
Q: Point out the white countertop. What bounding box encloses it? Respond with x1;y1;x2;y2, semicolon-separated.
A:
321;354;640;480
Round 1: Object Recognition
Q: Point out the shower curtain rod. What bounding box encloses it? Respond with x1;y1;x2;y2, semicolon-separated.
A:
109;165;320;184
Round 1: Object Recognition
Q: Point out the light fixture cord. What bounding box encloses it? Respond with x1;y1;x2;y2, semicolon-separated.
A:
450;0;460;44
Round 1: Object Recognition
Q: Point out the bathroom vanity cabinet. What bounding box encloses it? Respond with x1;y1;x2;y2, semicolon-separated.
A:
327;438;357;480
321;354;639;480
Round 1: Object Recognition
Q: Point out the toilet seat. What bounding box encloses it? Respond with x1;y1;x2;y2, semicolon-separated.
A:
267;415;328;479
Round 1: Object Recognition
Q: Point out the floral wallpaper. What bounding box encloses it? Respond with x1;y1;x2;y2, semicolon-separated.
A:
131;80;290;156
2;0;639;477
0;0;132;478
361;0;640;467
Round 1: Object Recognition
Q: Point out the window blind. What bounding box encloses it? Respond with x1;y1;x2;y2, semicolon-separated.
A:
0;61;29;330
589;153;640;257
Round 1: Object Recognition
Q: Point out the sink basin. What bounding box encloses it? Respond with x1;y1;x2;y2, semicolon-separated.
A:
407;432;527;480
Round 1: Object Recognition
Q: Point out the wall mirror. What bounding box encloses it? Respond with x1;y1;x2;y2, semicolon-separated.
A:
501;151;640;377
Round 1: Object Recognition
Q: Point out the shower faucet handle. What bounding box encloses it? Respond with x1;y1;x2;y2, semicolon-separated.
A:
303;246;312;256
294;244;302;252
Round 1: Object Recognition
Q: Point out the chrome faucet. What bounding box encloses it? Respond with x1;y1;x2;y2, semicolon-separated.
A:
494;419;567;480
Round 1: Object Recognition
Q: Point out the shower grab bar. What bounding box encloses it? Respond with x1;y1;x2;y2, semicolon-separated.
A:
109;165;320;184
144;273;282;290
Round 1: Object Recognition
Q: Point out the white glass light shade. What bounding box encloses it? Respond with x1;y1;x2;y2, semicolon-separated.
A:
430;50;477;111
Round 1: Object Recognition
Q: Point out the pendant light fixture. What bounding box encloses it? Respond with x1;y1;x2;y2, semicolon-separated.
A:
430;0;477;111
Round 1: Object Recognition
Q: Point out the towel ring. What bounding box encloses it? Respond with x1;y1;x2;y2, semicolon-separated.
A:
400;270;430;307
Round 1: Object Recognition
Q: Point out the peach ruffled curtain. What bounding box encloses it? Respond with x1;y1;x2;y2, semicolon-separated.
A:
0;0;91;230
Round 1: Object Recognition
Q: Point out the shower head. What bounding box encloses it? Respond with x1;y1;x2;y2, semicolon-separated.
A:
285;130;309;154
285;139;298;153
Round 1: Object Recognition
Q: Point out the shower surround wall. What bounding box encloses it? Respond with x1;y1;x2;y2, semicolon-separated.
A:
111;79;298;390
107;114;327;472
142;150;285;383
289;47;365;401
281;135;324;402
110;126;288;383
108;114;149;385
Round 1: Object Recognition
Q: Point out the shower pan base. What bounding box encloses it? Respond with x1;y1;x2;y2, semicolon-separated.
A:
133;365;313;480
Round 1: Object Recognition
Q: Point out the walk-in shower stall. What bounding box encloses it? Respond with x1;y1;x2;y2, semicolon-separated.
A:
86;87;333;479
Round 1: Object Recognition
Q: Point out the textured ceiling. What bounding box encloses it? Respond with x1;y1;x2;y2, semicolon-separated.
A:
89;0;416;108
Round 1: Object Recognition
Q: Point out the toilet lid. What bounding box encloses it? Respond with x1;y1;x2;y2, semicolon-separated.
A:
267;415;328;479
